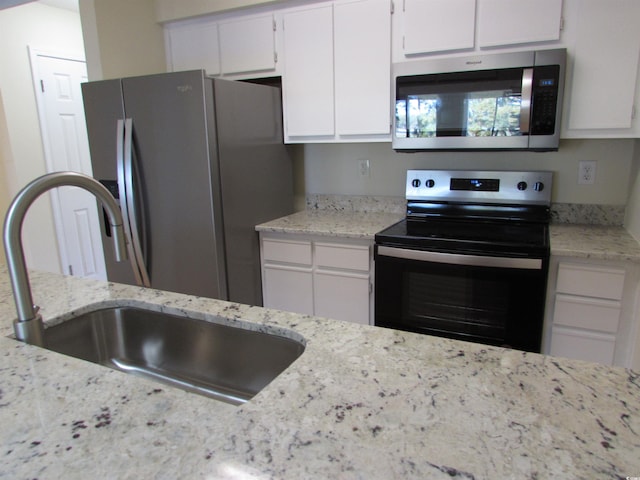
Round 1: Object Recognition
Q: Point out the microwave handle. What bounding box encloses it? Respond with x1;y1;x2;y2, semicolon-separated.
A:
520;68;534;135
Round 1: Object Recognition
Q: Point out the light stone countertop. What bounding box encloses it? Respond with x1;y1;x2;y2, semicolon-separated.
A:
258;209;640;262
255;209;403;239
1;266;640;478
550;223;640;262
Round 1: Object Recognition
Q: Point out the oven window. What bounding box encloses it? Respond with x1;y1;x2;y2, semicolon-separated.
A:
375;252;547;351
405;270;508;341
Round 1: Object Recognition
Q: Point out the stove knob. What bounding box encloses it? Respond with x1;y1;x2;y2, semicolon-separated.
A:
411;179;421;188
534;181;545;192
517;181;528;191
425;179;435;188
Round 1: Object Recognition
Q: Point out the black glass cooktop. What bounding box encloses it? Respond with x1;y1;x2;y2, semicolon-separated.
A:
375;218;549;258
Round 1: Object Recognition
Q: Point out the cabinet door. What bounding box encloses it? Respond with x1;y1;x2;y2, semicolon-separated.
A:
315;271;370;324
565;0;640;131
219;14;276;75
283;4;335;138
403;0;475;55
263;266;314;315
166;21;221;75
334;0;391;137
477;0;562;48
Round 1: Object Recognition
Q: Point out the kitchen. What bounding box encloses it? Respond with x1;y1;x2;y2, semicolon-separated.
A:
1;0;640;477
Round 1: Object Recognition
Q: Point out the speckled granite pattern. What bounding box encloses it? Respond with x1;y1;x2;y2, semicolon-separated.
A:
551;203;626;226
305;195;626;226
306;194;405;214
550;224;640;262
256;209;403;239
1;267;639;478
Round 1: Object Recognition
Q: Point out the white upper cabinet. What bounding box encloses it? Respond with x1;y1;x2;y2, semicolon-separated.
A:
402;0;475;55
282;0;391;142
282;4;335;138
562;0;640;136
334;0;391;137
166;20;221;75
164;0;640;141
476;0;563;48
218;14;277;76
165;13;278;78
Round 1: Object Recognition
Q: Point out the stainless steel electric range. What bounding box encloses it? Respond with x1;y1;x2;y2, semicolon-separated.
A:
374;170;552;352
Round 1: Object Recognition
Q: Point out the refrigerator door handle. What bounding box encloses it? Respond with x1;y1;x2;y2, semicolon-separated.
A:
123;118;151;287
116;119;142;285
117;118;151;287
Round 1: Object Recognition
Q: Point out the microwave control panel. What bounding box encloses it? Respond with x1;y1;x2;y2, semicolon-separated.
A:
531;65;561;135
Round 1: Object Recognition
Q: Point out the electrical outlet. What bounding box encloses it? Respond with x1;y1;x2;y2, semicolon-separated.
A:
578;160;596;185
358;159;370;178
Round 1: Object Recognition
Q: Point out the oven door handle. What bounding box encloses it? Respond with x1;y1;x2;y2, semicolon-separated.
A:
377;246;542;270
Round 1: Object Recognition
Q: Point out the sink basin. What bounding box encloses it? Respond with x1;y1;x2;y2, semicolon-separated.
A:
42;307;305;405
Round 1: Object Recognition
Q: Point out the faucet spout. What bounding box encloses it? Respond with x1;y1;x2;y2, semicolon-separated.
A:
3;172;128;346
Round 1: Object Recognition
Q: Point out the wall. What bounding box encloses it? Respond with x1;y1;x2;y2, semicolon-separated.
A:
304;139;636;206
0;91;16;267
624;140;640;370
0;2;87;273
625;140;640;238
79;0;166;81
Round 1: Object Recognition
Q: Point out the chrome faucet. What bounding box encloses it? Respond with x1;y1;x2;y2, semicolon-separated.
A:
3;172;128;346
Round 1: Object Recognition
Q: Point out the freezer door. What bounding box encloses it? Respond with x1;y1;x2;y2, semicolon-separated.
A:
82;79;139;286
213;79;293;306
120;70;226;299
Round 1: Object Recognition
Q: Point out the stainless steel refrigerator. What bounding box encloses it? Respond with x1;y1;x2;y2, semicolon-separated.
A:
81;70;293;305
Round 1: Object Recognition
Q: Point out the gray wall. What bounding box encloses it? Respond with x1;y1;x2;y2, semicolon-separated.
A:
303;139;636;206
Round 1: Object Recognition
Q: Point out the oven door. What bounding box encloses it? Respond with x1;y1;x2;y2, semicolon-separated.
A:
374;245;548;352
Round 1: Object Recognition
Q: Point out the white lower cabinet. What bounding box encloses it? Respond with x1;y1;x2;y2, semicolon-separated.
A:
263;265;314;315
260;233;373;325
545;258;640;367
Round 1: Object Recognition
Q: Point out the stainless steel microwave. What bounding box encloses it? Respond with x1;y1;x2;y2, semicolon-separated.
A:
392;48;566;152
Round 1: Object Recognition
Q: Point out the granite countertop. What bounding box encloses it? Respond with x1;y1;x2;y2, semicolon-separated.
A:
1;266;639;478
258;209;640;262
256;209;403;239
550;223;640;262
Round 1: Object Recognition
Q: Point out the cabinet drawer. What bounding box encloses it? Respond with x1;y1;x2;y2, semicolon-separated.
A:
262;238;312;265
553;294;621;333
315;243;370;271
550;326;615;365
556;263;625;300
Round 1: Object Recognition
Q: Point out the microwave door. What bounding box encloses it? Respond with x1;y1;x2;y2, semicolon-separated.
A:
395;70;530;150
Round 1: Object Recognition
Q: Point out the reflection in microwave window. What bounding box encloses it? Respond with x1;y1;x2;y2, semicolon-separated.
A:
396;92;523;138
466;92;522;137
396;95;438;138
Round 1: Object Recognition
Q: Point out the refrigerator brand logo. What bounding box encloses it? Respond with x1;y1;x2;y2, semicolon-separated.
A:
177;84;193;93
466;60;483;65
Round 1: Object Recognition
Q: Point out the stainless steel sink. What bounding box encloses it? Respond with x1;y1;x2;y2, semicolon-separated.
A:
42;307;305;405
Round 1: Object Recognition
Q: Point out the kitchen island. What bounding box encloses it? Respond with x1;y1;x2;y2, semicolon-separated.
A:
1;266;639;479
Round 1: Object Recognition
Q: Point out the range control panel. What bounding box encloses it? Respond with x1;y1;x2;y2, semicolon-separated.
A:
406;170;553;205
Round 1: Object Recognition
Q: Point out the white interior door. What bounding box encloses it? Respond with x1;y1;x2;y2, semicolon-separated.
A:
32;51;107;280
